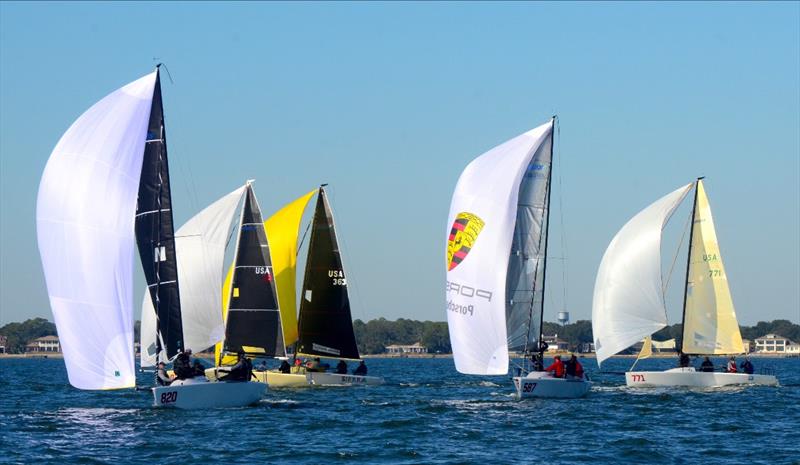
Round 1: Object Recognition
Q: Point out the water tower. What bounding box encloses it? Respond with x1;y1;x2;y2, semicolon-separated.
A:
557;311;570;326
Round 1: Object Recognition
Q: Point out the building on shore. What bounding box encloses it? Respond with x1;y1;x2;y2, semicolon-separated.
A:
741;339;753;353
385;342;428;354
754;334;797;354
26;335;60;353
0;335;6;354
542;334;569;353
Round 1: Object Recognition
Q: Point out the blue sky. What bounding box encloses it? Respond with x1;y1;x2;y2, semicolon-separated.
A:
1;2;798;326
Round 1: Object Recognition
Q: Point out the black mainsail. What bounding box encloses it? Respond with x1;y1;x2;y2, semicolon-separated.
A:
222;183;286;358
296;187;360;360
135;67;184;359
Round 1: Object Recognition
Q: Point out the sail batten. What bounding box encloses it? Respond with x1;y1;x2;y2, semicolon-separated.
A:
37;72;158;390
592;183;694;366
296;187;360;360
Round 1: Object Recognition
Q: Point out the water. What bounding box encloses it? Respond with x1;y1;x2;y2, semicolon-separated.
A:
1;356;799;464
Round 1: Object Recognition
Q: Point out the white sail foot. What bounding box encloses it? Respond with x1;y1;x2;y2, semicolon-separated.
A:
512;371;591;399
152;378;266;409
625;367;779;388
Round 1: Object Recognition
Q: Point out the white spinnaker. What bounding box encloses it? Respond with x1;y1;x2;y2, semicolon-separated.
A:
592;182;694;366
36;72;157;390
140;185;246;368
446;121;554;375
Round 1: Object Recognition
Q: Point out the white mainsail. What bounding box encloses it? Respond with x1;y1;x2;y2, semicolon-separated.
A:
592;183;694;366
446;120;554;375
36;72;157;390
681;180;744;354
141;185;246;368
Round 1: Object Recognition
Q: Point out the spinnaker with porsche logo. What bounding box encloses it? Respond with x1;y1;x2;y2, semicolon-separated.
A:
445;117;590;399
592;179;778;388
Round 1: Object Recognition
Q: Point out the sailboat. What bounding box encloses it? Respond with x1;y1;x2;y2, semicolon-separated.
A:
592;178;778;388
37;68;265;408
233;185;383;387
210;181;288;374
140;182;268;407
446;117;590;399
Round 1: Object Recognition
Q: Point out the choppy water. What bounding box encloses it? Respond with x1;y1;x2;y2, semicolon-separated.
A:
1;356;799;464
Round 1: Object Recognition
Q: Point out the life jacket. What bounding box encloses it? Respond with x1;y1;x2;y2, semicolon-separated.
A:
727;361;737;373
545;359;564;378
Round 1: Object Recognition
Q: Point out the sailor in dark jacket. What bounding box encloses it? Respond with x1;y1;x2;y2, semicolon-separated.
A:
353;360;367;376
336;360;348;374
173;349;195;380
220;351;252;381
699;356;715;372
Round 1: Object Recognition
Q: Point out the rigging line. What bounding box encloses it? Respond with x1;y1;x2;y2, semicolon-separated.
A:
556;120;569;313
297;219;313;255
325;186;368;323
663;206;693;298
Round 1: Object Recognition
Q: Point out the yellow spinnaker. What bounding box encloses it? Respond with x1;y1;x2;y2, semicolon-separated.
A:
682;180;745;355
215;189;317;366
266;189;317;349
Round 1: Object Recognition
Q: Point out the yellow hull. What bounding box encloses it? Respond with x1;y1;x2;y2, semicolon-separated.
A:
257;369;384;387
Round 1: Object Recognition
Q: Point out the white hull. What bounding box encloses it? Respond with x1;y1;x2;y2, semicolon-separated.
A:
625;367;779;388
152;377;266;409
512;371;591;399
258;370;385;387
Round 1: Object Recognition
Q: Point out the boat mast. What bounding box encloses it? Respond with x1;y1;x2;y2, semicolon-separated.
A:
535;115;557;362
678;176;703;355
153;66;164;368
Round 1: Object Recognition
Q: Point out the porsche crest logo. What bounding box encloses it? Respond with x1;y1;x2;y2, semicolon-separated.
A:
447;212;485;271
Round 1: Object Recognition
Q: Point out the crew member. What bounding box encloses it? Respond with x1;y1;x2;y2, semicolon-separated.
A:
192;359;206;377
353;360;368;376
679;352;690;368
220;351;250;381
726;356;737;373
740;357;754;375
565;354;584;379
156;361;172;386
336;360;348;374
699;356;715;372
173;349;195;380
544;355;565;378
279;360;291;374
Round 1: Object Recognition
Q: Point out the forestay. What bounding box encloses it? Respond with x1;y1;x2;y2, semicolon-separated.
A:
141;185;247;367
681;181;744;354
37;72;157;390
446;121;554;375
592;183;693;366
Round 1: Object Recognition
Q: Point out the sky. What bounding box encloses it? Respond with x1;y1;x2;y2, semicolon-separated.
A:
1;2;798;327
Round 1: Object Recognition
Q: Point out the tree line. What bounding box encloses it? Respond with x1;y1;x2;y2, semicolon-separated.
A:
2;317;798;354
